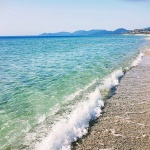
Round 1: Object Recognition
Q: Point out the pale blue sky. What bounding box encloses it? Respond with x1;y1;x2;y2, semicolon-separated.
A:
0;0;150;35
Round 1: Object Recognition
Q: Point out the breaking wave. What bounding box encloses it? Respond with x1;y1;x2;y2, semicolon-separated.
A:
35;69;125;150
35;53;144;150
131;52;144;67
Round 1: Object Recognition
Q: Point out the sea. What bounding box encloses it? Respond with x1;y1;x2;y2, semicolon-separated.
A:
0;35;149;150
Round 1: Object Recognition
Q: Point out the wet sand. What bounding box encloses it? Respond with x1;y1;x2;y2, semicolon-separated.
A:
74;52;150;150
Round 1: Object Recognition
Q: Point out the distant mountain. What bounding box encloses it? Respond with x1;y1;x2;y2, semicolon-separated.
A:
39;28;129;36
72;30;89;36
113;28;130;34
72;29;112;36
40;32;72;36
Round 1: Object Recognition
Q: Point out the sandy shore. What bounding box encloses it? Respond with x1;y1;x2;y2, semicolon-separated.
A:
73;51;150;150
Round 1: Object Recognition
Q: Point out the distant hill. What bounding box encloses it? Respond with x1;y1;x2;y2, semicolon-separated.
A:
113;28;130;34
39;28;129;36
40;32;72;36
127;27;150;34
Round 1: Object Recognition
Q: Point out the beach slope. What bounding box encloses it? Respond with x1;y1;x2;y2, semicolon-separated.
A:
74;51;150;150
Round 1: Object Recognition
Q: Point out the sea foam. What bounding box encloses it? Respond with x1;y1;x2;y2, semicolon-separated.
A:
131;52;144;67
36;88;103;150
100;69;124;90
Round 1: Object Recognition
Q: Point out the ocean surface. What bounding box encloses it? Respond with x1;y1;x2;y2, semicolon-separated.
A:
0;35;148;150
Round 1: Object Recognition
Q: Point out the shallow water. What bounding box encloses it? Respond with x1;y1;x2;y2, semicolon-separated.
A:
0;35;148;149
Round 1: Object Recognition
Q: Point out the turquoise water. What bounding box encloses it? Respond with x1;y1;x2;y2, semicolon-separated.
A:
0;35;147;149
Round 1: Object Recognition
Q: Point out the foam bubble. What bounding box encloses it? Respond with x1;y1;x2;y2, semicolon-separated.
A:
100;69;124;90
37;115;46;124
131;52;144;67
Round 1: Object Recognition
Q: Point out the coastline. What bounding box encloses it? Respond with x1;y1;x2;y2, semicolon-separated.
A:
73;45;150;149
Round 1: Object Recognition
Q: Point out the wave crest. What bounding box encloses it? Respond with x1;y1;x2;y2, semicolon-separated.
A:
131;53;143;67
35;53;144;150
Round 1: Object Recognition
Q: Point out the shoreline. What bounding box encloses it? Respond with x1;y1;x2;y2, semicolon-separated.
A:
36;56;143;150
35;52;146;150
73;47;150;149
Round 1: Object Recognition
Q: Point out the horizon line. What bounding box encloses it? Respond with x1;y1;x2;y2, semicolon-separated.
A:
0;26;149;36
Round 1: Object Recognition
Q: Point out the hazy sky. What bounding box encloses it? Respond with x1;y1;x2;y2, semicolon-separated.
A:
0;0;150;35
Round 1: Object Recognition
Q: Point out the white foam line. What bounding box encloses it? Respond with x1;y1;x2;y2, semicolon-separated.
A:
131;52;144;67
36;88;103;150
100;69;124;90
35;69;124;150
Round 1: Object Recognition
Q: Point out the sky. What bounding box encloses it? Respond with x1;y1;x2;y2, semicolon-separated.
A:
0;0;150;36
